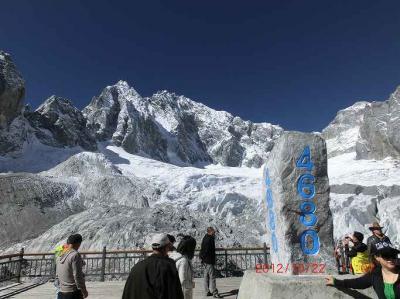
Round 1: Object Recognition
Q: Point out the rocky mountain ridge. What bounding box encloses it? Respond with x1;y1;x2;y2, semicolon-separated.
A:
1;50;400;253
323;86;400;160
0;50;283;168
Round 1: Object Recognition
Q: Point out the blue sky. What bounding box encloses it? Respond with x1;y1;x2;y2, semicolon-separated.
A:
1;0;400;131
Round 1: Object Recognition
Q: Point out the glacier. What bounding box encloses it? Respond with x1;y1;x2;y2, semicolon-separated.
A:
1;49;399;255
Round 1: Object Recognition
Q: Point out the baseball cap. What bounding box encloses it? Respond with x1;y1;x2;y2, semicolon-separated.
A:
150;233;171;249
370;241;400;258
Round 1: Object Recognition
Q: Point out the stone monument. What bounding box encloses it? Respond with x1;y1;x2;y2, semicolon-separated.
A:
262;131;334;274
237;132;373;298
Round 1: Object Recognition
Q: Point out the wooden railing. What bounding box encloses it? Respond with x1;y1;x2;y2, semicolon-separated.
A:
0;244;270;283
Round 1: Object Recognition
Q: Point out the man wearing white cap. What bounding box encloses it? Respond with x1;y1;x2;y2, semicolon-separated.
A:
122;233;184;299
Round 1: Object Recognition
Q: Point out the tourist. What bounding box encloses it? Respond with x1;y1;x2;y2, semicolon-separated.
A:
122;233;184;299
326;241;400;299
334;239;350;274
56;234;88;299
367;222;392;254
169;235;197;299
200;227;221;298
344;231;370;274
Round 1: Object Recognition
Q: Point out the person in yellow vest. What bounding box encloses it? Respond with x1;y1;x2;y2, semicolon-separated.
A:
344;231;371;274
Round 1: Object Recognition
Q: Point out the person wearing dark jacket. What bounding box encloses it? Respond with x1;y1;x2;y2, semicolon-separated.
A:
344;231;370;274
367;222;392;255
200;227;221;298
326;241;400;299
122;233;184;299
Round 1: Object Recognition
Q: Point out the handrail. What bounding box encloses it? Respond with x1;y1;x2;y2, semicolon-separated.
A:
1;246;268;258
0;244;270;283
0;253;21;260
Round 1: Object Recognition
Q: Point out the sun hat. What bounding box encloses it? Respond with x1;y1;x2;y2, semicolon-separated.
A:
369;221;384;231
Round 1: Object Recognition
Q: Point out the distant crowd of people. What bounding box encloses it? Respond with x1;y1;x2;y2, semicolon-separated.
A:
53;227;222;299
326;221;400;299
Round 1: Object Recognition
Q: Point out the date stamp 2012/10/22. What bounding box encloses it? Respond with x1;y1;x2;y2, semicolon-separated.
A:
255;263;326;274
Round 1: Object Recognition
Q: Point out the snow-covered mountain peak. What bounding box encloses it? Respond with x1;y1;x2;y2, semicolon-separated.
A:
114;80;142;101
36;95;79;115
322;101;369;157
45;152;122;178
0;50;11;61
81;80;284;167
388;85;400;105
114;80;130;88
0;51;7;61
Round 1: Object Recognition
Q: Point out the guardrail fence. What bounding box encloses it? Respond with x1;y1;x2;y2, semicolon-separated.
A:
0;244;269;283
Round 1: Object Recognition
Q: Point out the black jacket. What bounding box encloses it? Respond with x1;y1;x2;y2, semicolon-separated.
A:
345;242;368;258
334;266;400;299
200;234;216;265
122;255;184;299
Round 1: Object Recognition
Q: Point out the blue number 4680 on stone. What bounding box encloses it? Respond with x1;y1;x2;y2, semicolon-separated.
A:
296;146;314;171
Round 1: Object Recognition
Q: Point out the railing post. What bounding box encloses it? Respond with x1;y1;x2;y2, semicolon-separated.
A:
100;246;106;282
53;252;57;279
263;242;268;265
224;249;228;277
17;248;24;283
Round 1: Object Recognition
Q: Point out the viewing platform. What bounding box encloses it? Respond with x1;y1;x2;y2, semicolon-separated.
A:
0;246;265;298
1;278;242;299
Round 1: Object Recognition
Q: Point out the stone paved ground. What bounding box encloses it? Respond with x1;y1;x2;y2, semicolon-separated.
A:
10;277;241;299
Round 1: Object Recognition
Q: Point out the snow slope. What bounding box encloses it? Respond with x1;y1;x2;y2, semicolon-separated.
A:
1;143;266;252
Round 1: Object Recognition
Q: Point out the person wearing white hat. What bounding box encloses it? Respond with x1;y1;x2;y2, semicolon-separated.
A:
122;233;184;299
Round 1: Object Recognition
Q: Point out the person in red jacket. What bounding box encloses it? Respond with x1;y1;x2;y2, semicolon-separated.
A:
325;241;400;299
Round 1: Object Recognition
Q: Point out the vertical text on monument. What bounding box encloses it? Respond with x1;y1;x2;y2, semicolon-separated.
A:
296;145;320;256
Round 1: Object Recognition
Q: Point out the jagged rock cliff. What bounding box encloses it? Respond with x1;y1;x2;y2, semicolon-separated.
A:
0;51;27;155
322;101;369;158
356;86;400;159
322;86;400;246
84;81;283;167
27;96;97;150
0;51;25;129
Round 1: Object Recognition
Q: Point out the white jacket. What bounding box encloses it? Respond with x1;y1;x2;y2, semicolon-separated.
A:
168;251;194;289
